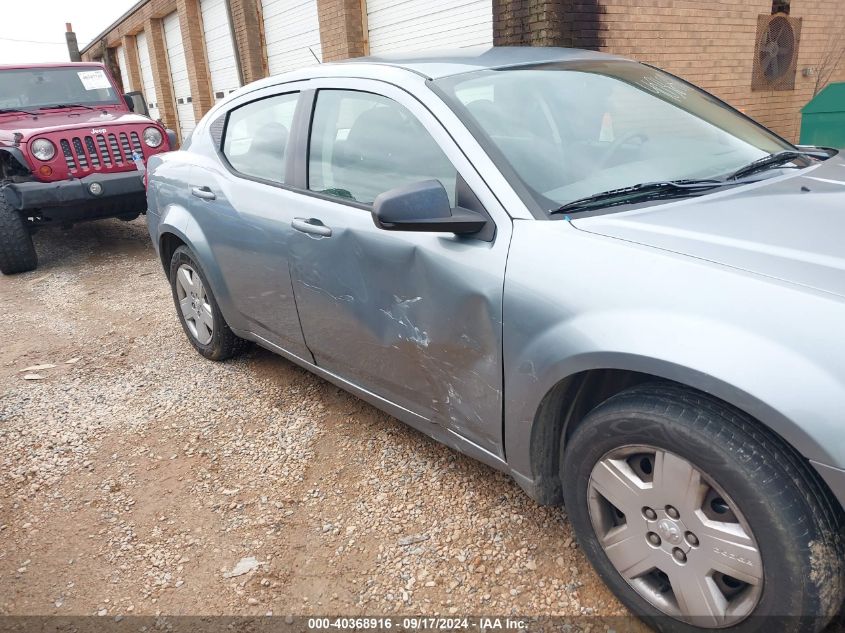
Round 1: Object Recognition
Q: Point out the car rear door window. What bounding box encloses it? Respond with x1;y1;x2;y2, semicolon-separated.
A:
307;90;457;206
223;92;298;184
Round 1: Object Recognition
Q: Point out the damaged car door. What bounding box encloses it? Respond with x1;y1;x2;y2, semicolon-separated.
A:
287;82;511;456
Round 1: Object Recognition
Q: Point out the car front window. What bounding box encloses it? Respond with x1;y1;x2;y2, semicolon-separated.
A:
307;89;458;206
0;67;121;110
434;61;795;212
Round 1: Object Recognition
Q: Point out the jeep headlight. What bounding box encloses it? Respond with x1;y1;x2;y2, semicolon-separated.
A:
31;138;56;161
143;127;163;148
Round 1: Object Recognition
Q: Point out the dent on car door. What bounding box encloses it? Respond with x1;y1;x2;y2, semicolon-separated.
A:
287;85;511;456
191;89;312;359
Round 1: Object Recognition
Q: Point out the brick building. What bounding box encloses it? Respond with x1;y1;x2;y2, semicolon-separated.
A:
80;0;845;144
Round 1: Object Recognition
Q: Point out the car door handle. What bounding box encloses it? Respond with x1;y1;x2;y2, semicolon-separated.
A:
292;218;332;237
191;186;216;200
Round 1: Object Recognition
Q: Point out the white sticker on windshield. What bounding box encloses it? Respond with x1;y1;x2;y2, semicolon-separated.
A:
77;69;111;91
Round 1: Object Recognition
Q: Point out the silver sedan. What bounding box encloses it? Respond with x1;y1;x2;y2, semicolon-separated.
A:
146;47;845;632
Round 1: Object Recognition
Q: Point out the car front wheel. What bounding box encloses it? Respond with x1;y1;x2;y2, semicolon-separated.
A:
562;383;844;633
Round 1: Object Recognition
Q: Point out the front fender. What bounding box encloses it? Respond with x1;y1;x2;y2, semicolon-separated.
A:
503;220;845;499
505;312;844;477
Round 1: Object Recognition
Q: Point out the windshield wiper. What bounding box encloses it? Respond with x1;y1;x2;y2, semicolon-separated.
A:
725;150;812;181
0;107;38;115
552;179;729;215
39;103;97;111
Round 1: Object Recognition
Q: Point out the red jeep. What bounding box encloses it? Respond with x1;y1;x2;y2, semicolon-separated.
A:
0;62;175;274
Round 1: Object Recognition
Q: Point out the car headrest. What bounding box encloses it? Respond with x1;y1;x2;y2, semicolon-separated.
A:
345;106;409;159
252;121;289;156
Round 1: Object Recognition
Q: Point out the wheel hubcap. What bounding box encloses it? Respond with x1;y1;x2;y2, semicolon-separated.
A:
175;264;214;345
586;445;763;628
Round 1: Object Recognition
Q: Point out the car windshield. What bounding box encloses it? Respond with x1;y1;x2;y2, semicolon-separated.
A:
434;60;795;213
0;66;120;111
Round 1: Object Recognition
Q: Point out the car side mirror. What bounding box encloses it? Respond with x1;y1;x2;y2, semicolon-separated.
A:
165;129;178;150
372;180;487;235
124;91;149;118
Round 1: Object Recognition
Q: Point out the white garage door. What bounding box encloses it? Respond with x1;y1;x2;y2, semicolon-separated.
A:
200;0;240;101
135;31;160;121
261;0;322;75
163;12;197;139
366;0;492;54
115;45;132;92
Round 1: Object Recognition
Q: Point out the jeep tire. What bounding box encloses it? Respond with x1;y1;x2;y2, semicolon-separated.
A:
0;186;37;275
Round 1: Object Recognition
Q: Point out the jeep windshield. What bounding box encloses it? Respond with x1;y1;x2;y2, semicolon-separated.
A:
434;60;807;215
0;66;121;112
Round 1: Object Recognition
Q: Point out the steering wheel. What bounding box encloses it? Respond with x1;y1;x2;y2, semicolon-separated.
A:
601;131;649;168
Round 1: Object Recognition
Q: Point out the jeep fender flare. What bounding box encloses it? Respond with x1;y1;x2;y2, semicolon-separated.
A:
0;147;32;177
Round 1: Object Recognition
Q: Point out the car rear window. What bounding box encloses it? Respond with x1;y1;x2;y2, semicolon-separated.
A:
222;92;299;184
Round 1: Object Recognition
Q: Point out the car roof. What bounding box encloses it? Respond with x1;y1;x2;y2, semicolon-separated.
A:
204;46;631;124
340;46;624;79
0;62;105;71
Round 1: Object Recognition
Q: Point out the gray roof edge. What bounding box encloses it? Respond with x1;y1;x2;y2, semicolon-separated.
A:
340;46;625;79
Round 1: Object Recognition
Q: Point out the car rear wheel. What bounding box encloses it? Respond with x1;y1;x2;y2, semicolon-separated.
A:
562;383;844;633
169;245;246;361
0;186;37;275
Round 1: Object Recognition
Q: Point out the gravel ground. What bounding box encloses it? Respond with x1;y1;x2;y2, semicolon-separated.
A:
0;218;635;623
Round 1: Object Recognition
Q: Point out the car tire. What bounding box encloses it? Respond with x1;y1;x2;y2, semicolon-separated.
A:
169;245;247;361
0;186;37;275
118;212;141;222
561;382;844;633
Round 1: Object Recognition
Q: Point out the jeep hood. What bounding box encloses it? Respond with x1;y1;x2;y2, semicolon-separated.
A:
0;108;155;142
572;152;845;298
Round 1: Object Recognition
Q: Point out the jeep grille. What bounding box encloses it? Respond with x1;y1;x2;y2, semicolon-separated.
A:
60;132;144;175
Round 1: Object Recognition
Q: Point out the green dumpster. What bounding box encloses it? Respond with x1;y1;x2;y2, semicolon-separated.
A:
800;82;845;148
